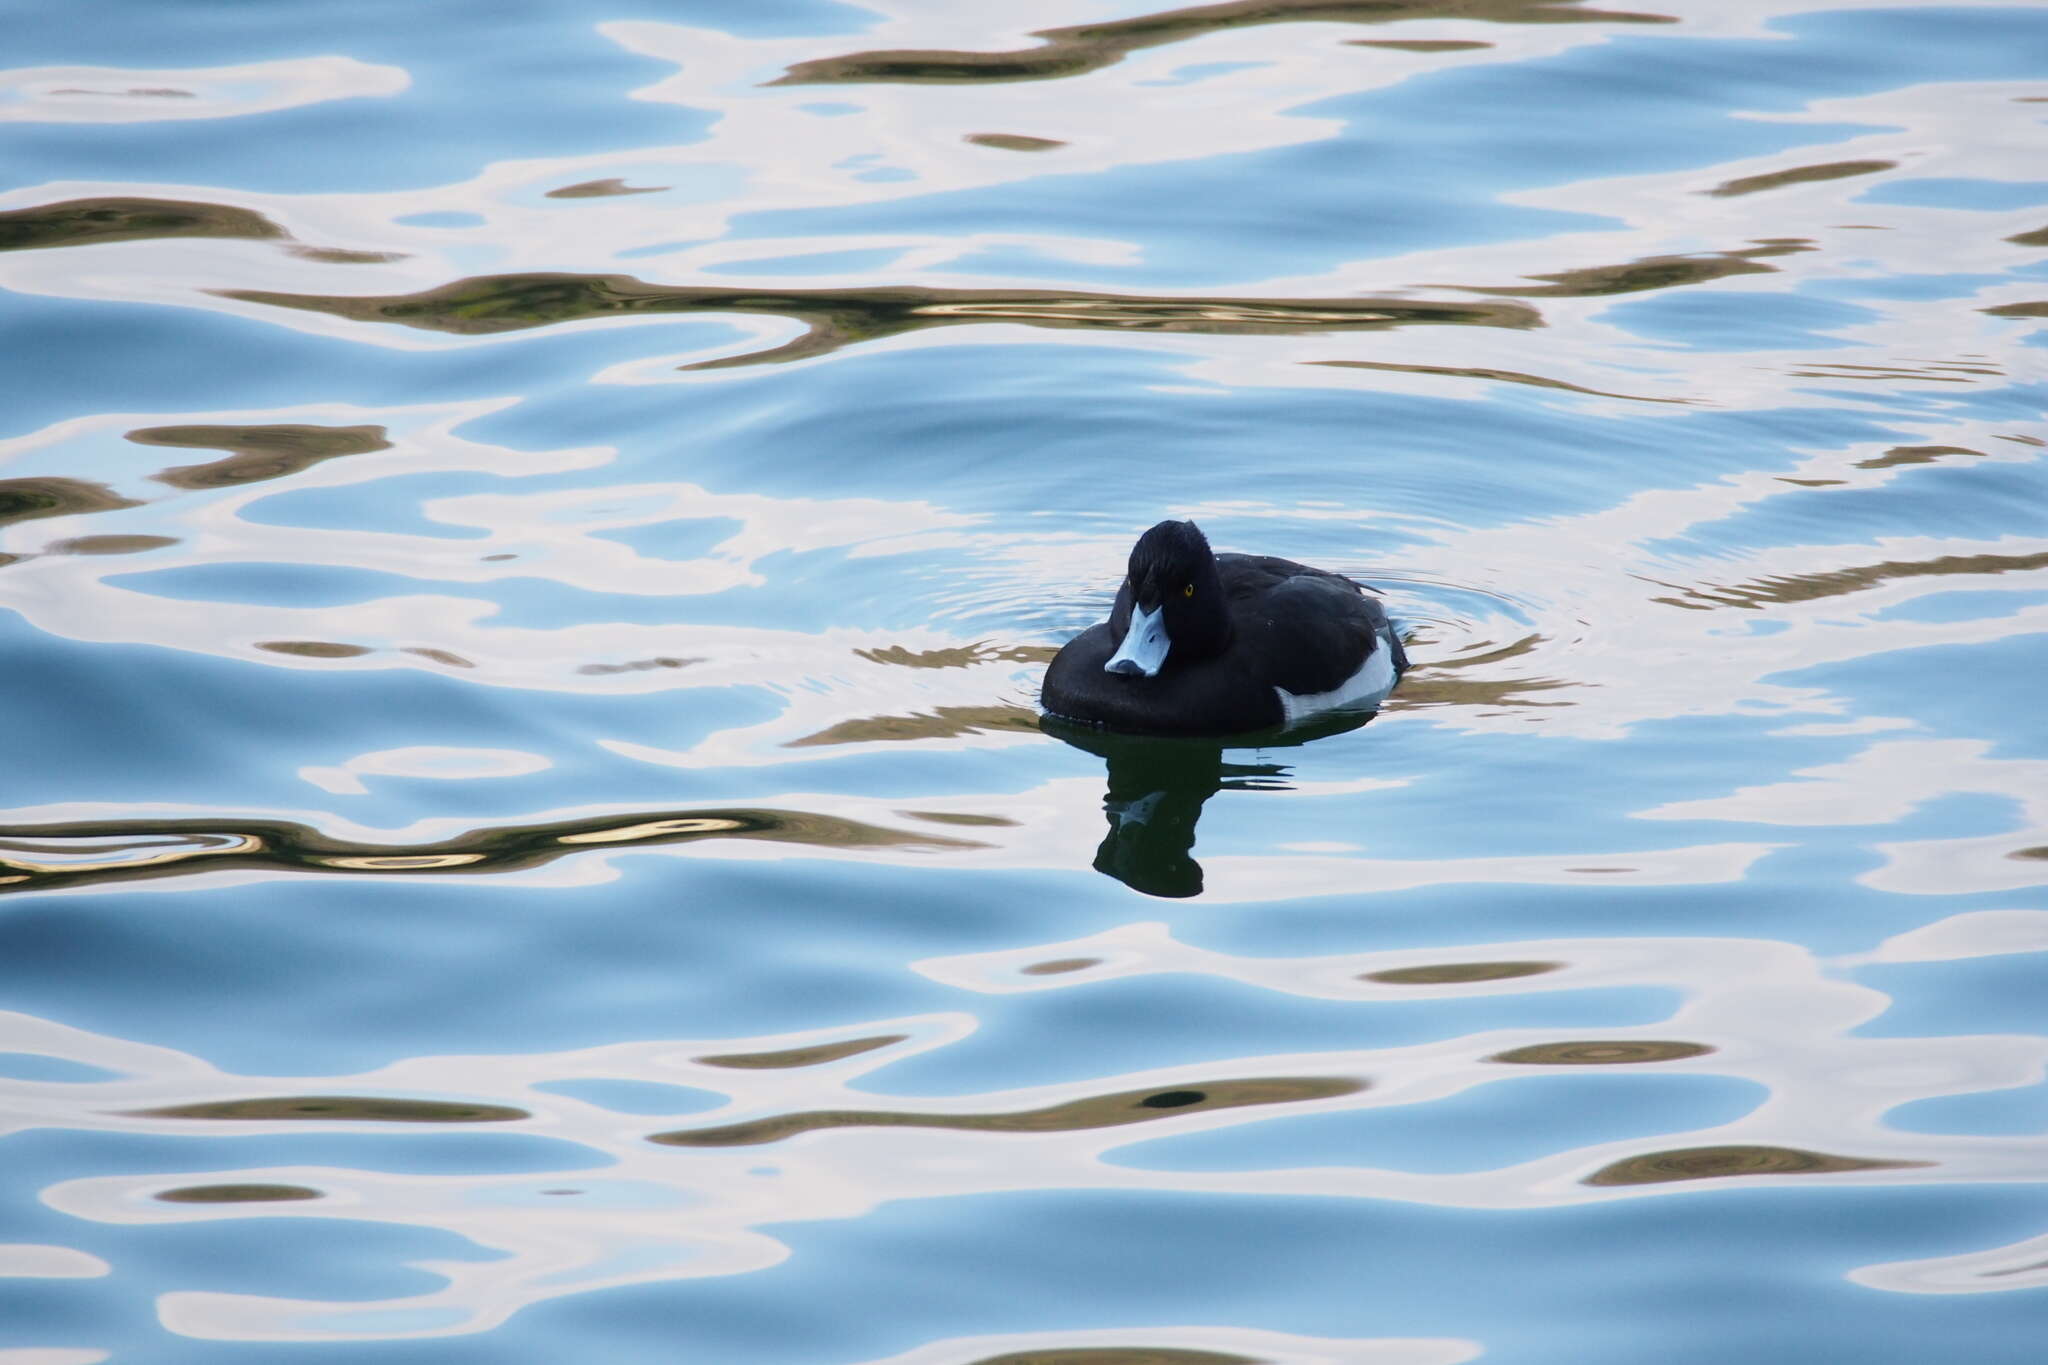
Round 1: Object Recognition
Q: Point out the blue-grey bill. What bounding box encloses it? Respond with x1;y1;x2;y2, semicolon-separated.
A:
1104;602;1170;677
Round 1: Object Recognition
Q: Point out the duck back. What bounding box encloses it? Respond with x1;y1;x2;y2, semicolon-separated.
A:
1043;553;1404;737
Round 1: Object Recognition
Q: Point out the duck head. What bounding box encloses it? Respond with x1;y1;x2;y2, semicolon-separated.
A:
1104;519;1229;678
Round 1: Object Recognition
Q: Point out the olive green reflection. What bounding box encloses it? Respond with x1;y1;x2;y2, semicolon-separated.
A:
407;647;476;669
1021;957;1103;976
1707;159;1896;198
1785;360;1993;384
129;422;392;489
899;811;1019;828
546;178;667;199
964;133;1067;152
1365;960;1561;984
1350;38;1493;50
577;655;705;675
1489;1040;1712;1065
0;477;139;528
0;804;983;895
1583;1144;1929;1186
291;246;408;265
155;1184;323;1203
787;704;1044;747
220;273;1538;370
130;1096;527;1122
1452;248;1794;300
1378;631;1574;713
46;534;179;556
0;196;283;252
1644;550;2048;612
696;1034;907;1070
1855;445;1984;470
771;0;1672;86
255;641;375;658
1042;709;1385;898
651;1077;1361;1147
857;643;1058;670
1313;359;1689;404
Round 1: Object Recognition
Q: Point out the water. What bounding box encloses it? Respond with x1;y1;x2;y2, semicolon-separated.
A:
2;1;2045;1360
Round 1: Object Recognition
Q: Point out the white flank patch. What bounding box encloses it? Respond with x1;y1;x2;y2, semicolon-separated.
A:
1276;626;1400;727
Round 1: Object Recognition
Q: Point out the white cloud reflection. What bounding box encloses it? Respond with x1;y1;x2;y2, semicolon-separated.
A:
0;58;408;124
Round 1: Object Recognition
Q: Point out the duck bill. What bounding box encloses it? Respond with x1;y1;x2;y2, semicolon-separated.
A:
1104;603;1170;677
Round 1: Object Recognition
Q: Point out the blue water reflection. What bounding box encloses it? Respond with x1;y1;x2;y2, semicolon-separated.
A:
4;0;2046;1360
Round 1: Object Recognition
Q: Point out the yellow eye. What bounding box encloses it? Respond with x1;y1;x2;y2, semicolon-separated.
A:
1182;583;1194;598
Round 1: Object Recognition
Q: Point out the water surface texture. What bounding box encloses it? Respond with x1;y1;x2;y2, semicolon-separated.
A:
4;1;2046;1361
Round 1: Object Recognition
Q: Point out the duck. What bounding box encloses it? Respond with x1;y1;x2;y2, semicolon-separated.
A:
1040;519;1408;737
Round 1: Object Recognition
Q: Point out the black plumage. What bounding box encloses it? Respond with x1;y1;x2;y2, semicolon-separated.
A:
1041;520;1407;736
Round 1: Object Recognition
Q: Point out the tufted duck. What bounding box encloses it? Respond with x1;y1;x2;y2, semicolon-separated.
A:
1041;519;1407;736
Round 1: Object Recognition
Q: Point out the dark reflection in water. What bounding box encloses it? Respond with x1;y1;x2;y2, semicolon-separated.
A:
1069;734;1231;899
0;804;984;895
221;273;1540;369
697;1034;908;1070
1043;713;1377;899
0;196;283;252
1366;960;1562;984
1489;1040;1714;1065
155;1183;323;1203
770;0;1673;86
129;422;393;489
130;1096;528;1122
1584;1144;1930;1186
650;1077;1363;1147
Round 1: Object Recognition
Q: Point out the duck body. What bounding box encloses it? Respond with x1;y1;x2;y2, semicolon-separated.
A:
1041;520;1407;738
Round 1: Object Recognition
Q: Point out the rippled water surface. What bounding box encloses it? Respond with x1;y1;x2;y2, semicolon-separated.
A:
5;1;2047;1360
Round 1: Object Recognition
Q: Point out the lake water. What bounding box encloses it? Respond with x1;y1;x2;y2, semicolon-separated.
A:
3;2;2046;1361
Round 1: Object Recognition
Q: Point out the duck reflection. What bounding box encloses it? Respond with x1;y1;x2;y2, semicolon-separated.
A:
1044;711;1380;898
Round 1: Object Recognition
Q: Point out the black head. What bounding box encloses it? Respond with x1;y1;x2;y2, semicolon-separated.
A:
1118;519;1229;667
